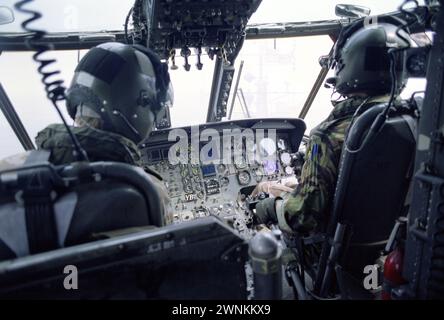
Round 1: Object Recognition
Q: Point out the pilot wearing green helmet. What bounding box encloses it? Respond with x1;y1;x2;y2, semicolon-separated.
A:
35;42;175;225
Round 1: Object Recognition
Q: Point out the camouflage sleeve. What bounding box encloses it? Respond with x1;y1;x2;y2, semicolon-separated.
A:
280;133;339;234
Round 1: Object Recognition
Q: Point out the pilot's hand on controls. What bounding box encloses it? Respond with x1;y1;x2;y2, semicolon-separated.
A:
251;181;294;198
284;181;298;189
254;198;278;225
254;197;292;234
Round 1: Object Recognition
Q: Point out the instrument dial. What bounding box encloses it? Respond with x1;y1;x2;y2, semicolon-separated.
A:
237;171;251;186
218;164;227;174
280;152;292;166
263;160;278;175
168;163;178;170
220;176;230;187
407;53;427;77
285;166;294;175
192;176;200;183
191;165;200;176
252;167;264;182
184;184;193;194
234;157;248;170
259;138;276;157
180;166;189;177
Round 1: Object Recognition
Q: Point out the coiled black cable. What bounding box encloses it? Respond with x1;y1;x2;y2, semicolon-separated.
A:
14;0;89;162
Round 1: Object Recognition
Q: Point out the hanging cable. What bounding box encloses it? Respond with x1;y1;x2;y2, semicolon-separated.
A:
14;0;89;162
124;6;134;44
131;0;147;45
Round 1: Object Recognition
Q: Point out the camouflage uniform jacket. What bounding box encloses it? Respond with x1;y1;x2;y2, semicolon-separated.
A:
35;124;174;225
276;96;390;234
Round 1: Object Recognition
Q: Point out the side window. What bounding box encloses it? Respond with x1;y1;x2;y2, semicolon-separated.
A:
303;69;336;133
0;111;24;159
226;36;333;123
401;78;427;100
0;51;84;148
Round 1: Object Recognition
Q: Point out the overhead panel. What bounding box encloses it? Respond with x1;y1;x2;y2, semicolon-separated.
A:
148;0;262;64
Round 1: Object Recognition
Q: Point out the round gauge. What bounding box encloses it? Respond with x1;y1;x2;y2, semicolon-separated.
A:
197;192;204;199
252;168;264;182
263;160;278;176
180;165;189;177
234;156;248;170
285;166;294;175
220;176;230;187
407;53;427;77
210;206;220;216
191;166;200;176
259;138;276;157
237;171;251;186
184;184;193;194
217;164;227;173
193;176;200;183
280;152;292;166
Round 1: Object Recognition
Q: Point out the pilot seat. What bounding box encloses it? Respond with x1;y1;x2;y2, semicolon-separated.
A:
0;152;166;261
290;99;419;299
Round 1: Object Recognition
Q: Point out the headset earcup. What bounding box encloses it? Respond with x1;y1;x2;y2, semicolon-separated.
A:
132;44;170;106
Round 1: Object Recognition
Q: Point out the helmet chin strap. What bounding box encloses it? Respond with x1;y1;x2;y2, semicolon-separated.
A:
111;110;143;142
330;89;346;106
324;77;337;89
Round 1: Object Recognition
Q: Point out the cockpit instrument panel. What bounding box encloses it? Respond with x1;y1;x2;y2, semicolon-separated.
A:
141;118;306;238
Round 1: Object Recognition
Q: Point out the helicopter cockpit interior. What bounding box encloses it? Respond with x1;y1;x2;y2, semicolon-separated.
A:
0;0;442;301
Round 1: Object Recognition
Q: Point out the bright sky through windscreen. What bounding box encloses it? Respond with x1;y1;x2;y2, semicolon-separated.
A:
0;0;426;159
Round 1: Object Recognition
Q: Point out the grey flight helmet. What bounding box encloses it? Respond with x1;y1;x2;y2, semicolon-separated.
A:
328;21;411;96
66;42;173;144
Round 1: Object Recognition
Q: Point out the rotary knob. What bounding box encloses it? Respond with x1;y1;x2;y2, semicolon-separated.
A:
285;166;294;175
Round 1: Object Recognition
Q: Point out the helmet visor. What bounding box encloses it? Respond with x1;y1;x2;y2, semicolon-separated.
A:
164;81;174;109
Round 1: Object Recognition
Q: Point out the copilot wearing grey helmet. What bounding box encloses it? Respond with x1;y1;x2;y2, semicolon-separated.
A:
35;42;174;225
252;21;411;235
328;22;410;96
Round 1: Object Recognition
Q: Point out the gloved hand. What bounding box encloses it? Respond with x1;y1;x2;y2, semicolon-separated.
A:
251;181;295;198
254;197;293;233
254;197;279;225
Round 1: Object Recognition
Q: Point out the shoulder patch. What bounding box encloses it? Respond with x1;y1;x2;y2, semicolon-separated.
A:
311;143;320;162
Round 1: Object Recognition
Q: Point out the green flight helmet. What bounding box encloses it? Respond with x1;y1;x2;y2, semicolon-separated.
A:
66;42;173;144
330;22;411;96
